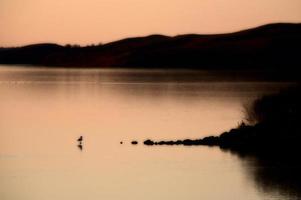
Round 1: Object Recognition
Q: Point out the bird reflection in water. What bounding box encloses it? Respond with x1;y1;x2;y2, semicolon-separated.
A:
77;144;83;151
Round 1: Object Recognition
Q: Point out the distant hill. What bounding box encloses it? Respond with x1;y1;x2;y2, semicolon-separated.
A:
0;23;301;69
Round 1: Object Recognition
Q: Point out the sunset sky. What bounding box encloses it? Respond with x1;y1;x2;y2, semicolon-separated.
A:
1;0;301;47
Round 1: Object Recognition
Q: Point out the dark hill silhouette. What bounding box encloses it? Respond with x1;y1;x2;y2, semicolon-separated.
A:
0;23;301;69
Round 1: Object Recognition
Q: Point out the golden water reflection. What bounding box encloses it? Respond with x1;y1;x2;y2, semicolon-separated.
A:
0;65;296;200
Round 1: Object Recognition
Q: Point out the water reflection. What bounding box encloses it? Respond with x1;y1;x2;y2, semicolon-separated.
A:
222;148;301;200
77;144;83;151
0;65;294;100
0;65;298;200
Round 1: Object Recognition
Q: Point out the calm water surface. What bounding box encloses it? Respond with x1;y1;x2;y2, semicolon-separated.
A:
0;65;298;200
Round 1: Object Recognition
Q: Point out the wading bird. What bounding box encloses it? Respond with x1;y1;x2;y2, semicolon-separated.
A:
77;136;83;142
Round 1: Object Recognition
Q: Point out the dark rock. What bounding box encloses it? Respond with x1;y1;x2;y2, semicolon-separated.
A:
131;141;138;145
144;140;154;145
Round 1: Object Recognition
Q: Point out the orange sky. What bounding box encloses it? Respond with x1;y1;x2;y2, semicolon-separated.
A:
1;0;301;47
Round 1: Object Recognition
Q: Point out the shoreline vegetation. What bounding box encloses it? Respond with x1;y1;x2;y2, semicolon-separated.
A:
141;86;301;196
1;23;301;71
143;86;301;154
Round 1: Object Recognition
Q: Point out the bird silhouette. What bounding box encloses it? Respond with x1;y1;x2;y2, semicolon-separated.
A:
77;136;83;142
77;136;83;147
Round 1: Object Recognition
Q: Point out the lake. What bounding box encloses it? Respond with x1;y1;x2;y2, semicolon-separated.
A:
0;65;298;200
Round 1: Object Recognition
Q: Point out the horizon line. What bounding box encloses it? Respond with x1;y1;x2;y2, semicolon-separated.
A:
1;22;300;48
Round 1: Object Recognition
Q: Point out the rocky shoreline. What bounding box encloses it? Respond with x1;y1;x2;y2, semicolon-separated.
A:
142;85;301;154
